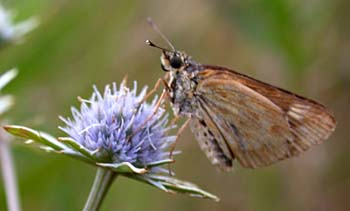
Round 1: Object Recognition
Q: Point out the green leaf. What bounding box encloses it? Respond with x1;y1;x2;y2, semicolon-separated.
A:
3;125;95;163
3;125;66;150
58;137;97;160
97;162;147;174
97;159;175;175
146;159;174;168
130;174;220;201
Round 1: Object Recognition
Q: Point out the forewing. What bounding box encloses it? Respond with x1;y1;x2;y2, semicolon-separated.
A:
195;67;336;168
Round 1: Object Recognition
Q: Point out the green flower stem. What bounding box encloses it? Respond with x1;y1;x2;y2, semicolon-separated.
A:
0;135;21;211
83;167;117;211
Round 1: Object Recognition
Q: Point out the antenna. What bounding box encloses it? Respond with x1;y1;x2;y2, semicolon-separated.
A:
145;40;172;52
147;17;175;51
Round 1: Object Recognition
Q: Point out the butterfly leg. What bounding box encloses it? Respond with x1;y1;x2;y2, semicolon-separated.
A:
129;74;171;140
169;118;190;158
129;89;168;139
170;115;180;125
139;78;162;104
139;72;170;104
167;118;191;175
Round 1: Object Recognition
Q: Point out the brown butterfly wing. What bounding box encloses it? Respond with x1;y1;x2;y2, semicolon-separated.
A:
190;117;234;171
194;66;336;169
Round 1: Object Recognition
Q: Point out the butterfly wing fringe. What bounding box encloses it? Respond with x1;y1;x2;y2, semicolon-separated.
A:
286;103;336;154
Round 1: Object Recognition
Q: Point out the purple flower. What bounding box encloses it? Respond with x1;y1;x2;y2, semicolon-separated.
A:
3;81;219;200
59;82;176;172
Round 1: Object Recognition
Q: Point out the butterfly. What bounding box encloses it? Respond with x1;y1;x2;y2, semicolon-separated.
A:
146;19;336;171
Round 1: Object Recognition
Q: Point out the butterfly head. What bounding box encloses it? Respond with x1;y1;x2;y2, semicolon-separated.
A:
161;50;188;72
146;40;188;72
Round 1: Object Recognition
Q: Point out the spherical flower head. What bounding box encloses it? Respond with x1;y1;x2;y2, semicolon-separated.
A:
59;82;176;172
3;80;219;200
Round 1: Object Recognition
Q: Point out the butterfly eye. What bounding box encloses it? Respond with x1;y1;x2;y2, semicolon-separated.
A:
170;55;183;69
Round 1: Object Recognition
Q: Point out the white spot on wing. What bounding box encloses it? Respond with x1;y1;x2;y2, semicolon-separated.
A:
288;110;304;120
288;103;310;120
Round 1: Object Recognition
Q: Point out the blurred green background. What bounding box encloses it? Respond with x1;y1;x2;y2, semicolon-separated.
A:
0;0;349;210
